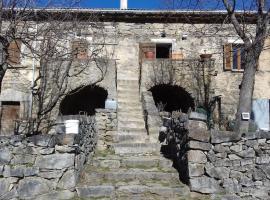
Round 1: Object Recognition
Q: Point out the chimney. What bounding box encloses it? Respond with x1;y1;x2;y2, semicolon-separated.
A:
120;0;127;9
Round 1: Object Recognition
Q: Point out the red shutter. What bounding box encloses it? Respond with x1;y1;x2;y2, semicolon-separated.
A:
224;44;232;71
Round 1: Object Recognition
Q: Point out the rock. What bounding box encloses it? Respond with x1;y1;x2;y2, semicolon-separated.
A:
221;194;242;200
38;170;64;179
230;144;242;153
0;165;3;175
228;154;241;161
206;166;230;179
240;159;254;166
188;150;207;163
190;176;223;194
239;176;253;187
99;160;121;169
76;186;115;198
3;165;24;177
252;168;266;181
35;190;75;200
57;169;76;190
0;188;18;200
211;130;240;144
13;146;34;155
188;121;210;142
24;167;39;177
0;178;12;197
236;148;255;158
17;177;50;199
188;163;205;177
213;144;229;153
39;148;55;155
35;153;75;169
11;154;35;165
27;135;57;147
230;170;243;180
223;178;241;193
256;155;270;164
188;141;212;151
243;132;259;140
55;145;76;153
259;165;270;179
0;148;12;164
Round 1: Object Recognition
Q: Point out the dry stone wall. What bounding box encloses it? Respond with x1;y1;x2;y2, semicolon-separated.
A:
186;120;270;200
95;109;117;151
0;117;97;200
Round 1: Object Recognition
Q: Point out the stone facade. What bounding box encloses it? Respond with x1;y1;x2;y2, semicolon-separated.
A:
0;11;269;127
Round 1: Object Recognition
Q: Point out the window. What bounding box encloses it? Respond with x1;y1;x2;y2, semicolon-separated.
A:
139;42;173;60
7;40;22;64
72;40;88;60
224;43;244;71
156;43;172;58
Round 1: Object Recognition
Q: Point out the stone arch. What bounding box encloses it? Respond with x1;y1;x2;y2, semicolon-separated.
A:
59;85;108;116
149;84;195;113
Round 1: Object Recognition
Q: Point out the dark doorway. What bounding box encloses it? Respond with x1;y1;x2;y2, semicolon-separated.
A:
1;101;20;136
150;84;194;113
156;43;172;58
60;85;108;116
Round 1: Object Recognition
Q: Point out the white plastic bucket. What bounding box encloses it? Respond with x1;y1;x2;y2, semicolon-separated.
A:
65;120;79;134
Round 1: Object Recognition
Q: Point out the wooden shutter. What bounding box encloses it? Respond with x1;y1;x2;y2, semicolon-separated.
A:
237;48;242;70
8;40;22;64
72;40;88;60
224;43;232;70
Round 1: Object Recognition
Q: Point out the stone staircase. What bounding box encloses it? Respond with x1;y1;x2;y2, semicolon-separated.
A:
76;152;190;199
76;59;191;199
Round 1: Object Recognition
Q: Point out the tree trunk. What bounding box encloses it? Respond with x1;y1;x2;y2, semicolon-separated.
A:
234;51;258;136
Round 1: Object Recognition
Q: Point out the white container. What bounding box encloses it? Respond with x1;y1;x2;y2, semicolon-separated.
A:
105;99;117;110
65;120;79;134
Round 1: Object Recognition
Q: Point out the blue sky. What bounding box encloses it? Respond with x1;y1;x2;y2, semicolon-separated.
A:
8;0;259;10
79;0;164;9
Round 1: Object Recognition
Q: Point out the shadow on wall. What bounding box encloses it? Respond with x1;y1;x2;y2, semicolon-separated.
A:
149;84;195;113
60;85;108;116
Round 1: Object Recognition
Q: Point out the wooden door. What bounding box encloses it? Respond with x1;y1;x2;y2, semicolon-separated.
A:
0;102;20;136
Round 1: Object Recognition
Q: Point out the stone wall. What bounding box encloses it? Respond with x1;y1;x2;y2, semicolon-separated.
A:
141;91;162;143
0;117;97;199
95;109;117;151
185;120;270;199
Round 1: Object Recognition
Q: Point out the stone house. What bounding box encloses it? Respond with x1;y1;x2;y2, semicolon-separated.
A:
0;8;269;135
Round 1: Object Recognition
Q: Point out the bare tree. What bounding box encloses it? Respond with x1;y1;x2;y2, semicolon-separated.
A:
164;0;270;135
0;3;109;134
25;12;108;133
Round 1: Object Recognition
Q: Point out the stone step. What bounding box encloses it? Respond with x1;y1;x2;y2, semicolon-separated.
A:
116;185;189;199
118;120;145;127
118;112;144;118
118;101;141;107
118;93;140;100
76;185;115;199
118;127;146;132
81;168;180;185
117;76;139;81
117;89;139;95
113;133;149;143
118;107;143;113
76;184;190;199
113;143;160;155
91;155;176;172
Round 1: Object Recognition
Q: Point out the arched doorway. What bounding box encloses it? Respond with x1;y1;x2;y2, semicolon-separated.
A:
150;84;195;113
60;85;108;116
